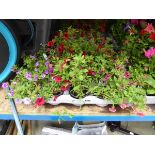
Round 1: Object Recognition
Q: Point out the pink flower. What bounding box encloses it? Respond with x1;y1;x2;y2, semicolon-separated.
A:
144;47;155;58
120;103;128;109
130;19;139;26
109;106;116;112
124;71;131;79
144;23;155;34
104;74;111;82
87;70;96;76
54;76;62;83
136;111;145;117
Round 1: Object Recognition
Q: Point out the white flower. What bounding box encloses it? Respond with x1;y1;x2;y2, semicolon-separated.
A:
22;98;31;105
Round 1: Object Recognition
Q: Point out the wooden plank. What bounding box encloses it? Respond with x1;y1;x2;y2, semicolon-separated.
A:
27;121;32;135
0;89;155;116
5;121;15;135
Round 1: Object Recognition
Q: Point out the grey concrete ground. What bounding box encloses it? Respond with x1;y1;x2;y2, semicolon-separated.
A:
31;121;155;135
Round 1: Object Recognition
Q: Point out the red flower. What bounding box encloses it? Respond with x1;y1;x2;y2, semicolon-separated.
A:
63;32;69;40
97;44;103;50
64;80;71;84
99;25;105;32
47;40;55;47
80;32;85;37
140;29;147;36
61;85;69;91
130;19;139;26
87;70;96;76
58;43;64;53
54;76;62;83
35;97;45;106
149;33;155;41
109;107;116;112
69;48;74;54
55;31;60;36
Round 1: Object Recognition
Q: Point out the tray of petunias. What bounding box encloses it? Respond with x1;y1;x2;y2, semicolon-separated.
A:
2;20;155;116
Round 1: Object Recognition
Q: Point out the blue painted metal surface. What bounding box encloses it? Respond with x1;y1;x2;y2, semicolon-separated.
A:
7;91;24;135
0;114;155;121
0;21;18;83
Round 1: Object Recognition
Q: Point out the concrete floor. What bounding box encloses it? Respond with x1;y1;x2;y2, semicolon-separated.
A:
31;121;155;135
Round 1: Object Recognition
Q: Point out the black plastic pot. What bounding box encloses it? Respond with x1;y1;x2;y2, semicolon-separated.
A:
69;87;88;99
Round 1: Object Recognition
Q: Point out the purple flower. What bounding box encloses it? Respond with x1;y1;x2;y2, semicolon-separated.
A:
45;61;50;67
25;72;32;80
30;55;36;59
8;89;14;97
49;67;54;74
44;70;49;75
41;73;46;79
2;82;8;89
15;99;23;104
34;68;38;72
34;75;38;81
124;22;131;31
35;61;39;67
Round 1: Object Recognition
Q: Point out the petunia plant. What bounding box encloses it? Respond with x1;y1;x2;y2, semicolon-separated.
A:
2;19;155;115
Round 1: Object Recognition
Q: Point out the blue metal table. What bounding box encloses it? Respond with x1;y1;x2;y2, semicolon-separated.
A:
1;89;155;134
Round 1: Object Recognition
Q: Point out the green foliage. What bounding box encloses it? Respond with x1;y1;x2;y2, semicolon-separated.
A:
8;20;155;111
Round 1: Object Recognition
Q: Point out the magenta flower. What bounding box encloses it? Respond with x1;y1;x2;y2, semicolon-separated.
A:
49;67;54;74
104;74;111;82
144;47;155;58
2;82;8;89
124;71;131;79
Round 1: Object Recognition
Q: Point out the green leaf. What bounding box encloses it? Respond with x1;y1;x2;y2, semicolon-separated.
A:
145;77;155;88
79;75;84;81
147;88;155;95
